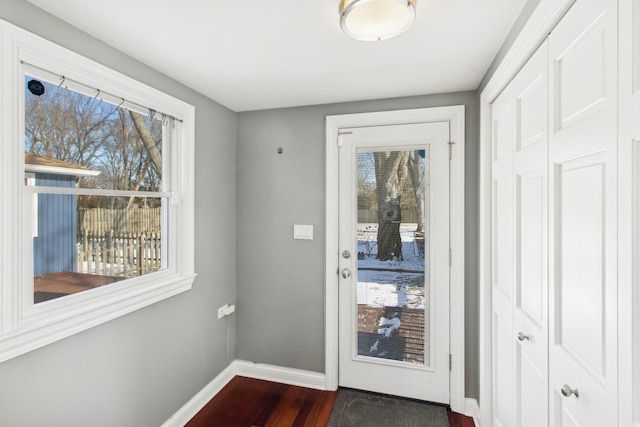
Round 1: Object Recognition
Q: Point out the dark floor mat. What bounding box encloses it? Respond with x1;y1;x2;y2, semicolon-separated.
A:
327;388;449;427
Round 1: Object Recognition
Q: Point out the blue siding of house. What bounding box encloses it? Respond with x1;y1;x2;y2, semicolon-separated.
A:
33;173;77;276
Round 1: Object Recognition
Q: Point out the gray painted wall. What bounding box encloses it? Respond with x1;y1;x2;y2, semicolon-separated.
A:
236;91;480;399
0;1;237;426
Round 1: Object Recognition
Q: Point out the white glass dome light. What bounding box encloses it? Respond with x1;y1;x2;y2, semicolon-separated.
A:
339;0;416;42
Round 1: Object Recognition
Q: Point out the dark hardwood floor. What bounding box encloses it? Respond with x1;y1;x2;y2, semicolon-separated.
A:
447;407;476;427
186;376;475;427
186;376;337;427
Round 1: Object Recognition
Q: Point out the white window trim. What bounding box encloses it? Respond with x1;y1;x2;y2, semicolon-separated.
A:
25;172;37;237
0;19;196;363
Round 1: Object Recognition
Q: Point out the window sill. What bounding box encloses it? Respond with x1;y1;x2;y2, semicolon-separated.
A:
0;272;196;364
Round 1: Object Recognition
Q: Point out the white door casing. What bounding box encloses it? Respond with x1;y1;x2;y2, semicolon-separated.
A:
548;0;618;425
337;122;450;403
618;1;640;425
325;106;465;412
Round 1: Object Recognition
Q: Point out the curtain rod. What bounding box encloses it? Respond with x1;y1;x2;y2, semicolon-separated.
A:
21;60;183;124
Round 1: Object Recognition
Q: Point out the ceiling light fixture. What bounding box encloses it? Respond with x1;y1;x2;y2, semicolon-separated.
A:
339;0;416;42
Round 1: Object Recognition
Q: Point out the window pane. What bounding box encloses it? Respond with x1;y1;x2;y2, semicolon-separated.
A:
356;149;429;365
24;76;163;192
33;195;165;304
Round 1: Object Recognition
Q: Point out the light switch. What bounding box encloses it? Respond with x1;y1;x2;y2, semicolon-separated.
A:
293;224;314;240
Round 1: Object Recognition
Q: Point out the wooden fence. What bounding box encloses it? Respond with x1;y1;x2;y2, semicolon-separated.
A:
78;207;161;235
76;208;162;278
77;230;162;278
358;209;419;224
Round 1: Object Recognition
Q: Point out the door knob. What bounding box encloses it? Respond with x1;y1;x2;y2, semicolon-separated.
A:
560;384;579;398
517;332;530;341
341;268;351;279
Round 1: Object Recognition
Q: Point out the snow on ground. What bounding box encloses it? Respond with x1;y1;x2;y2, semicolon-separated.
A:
356;281;425;308
378;316;401;337
356;223;426;310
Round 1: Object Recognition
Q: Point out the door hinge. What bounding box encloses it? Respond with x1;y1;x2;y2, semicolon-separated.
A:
449;354;452;371
448;141;454;160
449;249;452;266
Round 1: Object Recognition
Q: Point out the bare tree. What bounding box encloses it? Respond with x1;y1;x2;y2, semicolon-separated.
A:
374;151;410;261
25;86;115;178
407;150;425;233
25;80;163;209
129;111;162;176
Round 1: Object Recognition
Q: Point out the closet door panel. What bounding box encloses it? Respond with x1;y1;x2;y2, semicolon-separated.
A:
492;86;516;427
549;0;618;425
554;16;606;132
556;154;606;377
513;41;549;427
517;171;545;324
517;345;545;427
494;310;515;427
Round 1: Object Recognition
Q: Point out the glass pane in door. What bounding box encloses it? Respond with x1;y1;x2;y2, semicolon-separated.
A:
356;148;429;366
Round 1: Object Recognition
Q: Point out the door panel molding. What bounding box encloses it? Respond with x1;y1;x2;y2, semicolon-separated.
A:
553;153;607;383
325;106;465;411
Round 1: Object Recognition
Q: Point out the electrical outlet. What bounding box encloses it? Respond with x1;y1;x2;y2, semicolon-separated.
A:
218;304;236;319
218;304;228;319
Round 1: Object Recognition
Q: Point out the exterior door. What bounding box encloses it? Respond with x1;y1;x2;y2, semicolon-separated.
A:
337;122;450;403
548;0;618;425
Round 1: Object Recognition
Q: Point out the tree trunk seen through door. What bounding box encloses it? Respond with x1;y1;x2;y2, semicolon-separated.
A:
407;150;425;233
374;151;410;261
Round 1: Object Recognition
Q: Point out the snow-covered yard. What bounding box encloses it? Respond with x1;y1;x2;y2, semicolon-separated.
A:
355;223;428;364
356;223;426;310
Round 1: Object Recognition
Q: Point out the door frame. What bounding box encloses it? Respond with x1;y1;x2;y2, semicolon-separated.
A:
325;106;465;412
478;0;576;425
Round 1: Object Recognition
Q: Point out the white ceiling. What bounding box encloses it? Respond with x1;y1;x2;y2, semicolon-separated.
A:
26;0;527;112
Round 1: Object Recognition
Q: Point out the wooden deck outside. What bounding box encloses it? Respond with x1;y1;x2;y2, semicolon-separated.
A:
358;305;426;364
34;271;125;303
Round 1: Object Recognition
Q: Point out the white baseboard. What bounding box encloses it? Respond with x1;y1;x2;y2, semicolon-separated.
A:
162;360;328;426
161;363;236;427
464;398;481;427
232;359;327;390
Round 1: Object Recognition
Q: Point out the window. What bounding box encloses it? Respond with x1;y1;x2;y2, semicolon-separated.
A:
0;20;195;362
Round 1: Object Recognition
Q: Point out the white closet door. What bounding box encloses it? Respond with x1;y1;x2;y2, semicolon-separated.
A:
548;0;618;425
511;41;549;427
491;40;549;427
491;82;516;427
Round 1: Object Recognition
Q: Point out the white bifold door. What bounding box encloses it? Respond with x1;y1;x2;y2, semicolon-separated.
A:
491;0;618;425
491;40;549;427
548;0;618;425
